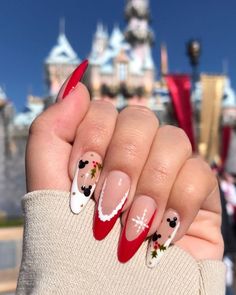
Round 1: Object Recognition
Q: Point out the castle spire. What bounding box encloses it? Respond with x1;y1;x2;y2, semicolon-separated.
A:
59;17;65;36
45;24;79;65
160;43;169;76
124;0;154;45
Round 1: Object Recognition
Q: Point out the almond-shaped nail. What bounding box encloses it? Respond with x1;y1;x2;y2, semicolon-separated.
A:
57;59;88;101
70;152;102;214
118;196;156;263
93;171;130;240
146;209;180;268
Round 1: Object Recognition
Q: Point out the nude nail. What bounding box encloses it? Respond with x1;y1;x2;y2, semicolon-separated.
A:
70;151;102;214
93;171;130;240
146;209;180;268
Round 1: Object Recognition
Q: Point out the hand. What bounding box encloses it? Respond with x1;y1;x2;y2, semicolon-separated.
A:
26;62;223;267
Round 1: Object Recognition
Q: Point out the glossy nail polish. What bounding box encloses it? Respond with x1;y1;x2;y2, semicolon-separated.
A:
70;152;102;214
146;209;180;268
93;171;130;240
62;59;88;99
118;196;156;263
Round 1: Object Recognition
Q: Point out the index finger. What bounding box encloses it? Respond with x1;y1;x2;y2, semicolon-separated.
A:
26;82;90;192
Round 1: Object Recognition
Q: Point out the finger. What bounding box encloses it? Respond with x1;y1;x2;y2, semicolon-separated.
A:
69;100;118;214
118;126;192;262
93;106;159;240
176;188;224;261
146;157;217;268
26;83;90;192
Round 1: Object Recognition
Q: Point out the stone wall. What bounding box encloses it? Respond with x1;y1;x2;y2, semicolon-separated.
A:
0;113;27;217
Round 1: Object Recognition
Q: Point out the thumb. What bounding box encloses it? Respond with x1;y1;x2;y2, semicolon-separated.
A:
26;81;90;192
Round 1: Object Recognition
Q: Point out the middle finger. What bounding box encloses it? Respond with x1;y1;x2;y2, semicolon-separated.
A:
93;106;159;240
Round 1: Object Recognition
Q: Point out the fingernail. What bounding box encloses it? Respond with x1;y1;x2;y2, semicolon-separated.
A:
118;196;156;263
93;171;130;240
146;209;180;268
70;151;102;214
59;59;88;100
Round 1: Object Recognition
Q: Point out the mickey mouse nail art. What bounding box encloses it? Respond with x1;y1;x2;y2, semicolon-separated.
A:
70;152;102;214
146;209;180;268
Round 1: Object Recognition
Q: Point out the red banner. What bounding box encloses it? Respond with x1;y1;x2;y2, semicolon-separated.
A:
165;74;195;151
221;126;232;168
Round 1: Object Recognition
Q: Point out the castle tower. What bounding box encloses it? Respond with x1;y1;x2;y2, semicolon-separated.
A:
124;0;154;63
90;23;108;60
124;0;155;97
45;25;80;99
160;43;169;77
124;0;154;46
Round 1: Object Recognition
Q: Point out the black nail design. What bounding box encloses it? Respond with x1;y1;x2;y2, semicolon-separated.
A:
79;160;89;169
167;217;177;228
81;185;92;197
152;233;162;241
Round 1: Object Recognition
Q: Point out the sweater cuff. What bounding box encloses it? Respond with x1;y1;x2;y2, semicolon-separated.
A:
17;190;226;295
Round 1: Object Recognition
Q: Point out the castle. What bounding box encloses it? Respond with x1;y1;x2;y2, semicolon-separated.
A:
1;0;236;216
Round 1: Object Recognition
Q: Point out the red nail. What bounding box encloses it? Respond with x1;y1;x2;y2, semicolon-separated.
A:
118;196;156;263
93;203;125;240
93;171;130;240
62;59;88;99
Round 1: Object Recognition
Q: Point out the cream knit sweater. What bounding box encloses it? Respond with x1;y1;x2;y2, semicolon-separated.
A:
16;190;226;295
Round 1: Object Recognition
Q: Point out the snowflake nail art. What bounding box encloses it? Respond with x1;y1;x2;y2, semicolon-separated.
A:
118;196;157;263
132;209;149;233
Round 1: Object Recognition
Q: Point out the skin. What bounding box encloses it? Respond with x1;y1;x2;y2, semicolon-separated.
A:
26;83;224;261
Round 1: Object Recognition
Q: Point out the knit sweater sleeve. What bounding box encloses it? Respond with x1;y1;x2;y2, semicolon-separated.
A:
16;190;226;295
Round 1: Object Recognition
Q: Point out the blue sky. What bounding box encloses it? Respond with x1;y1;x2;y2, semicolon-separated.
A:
1;0;236;111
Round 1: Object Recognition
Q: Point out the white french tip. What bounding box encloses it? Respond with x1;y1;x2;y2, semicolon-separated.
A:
69;152;102;214
70;186;95;214
69;165;95;214
146;222;180;268
70;193;85;214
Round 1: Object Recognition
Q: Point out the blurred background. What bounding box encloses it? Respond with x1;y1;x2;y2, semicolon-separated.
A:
1;0;236;293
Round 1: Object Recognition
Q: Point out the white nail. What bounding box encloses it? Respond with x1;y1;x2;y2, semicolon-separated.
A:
70;152;102;214
146;210;180;268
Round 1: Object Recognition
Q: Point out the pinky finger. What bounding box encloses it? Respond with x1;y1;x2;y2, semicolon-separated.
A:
146;157;218;268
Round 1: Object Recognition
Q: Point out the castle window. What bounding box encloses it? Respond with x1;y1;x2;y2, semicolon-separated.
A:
118;63;128;81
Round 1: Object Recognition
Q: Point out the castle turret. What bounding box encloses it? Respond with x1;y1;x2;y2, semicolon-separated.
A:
45;27;80;98
90;23;108;63
160;43;169;77
124;0;154;45
124;0;155;89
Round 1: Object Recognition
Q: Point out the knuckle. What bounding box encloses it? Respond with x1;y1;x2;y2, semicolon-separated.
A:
29;114;49;136
122;105;159;124
187;157;218;193
112;134;141;163
161;125;192;155
119;141;140;160
81;120;110;147
182;183;198;196
83;134;104;150
179;183;200;206
91;100;118;115
190;157;211;174
200;159;218;189
145;163;170;185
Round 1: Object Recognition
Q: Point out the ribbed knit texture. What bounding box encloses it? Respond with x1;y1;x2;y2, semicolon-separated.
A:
16;190;226;295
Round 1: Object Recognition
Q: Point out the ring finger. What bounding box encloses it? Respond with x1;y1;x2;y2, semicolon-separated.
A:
118;126;192;262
